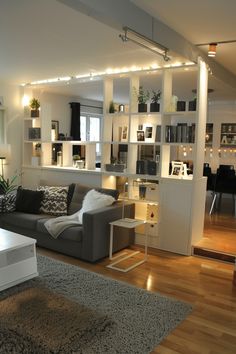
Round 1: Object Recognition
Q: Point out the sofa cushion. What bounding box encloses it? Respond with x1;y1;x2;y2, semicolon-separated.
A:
0;191;17;213
0;212;51;230
37;186;69;216
68;183;119;215
15;188;44;214
39;181;75;213
78;189;115;223
36;218;83;242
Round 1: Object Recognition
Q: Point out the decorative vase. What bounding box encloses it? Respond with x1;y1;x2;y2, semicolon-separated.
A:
31;109;39;118
150;102;160;112
75;160;85;169
138;103;147;113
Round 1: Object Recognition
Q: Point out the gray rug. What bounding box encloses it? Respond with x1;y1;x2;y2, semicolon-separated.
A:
0;255;192;353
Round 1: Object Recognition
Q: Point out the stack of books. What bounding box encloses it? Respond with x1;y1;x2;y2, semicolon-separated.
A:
165;123;195;143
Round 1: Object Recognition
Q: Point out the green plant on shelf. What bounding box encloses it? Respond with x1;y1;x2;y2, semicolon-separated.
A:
73;154;81;161
133;86;150;104
29;98;40;110
109;101;116;113
151;90;161;103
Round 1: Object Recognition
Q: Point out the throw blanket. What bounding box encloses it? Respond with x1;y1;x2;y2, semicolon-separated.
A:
44;211;81;239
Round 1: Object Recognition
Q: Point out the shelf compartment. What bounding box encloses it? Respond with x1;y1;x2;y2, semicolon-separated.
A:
128;144;160;176
130;114;161;143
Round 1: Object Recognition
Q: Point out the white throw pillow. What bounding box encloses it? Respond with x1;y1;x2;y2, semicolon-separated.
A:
78;189;115;223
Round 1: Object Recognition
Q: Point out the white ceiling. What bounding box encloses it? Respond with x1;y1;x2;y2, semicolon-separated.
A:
1;0;236;101
132;0;236;76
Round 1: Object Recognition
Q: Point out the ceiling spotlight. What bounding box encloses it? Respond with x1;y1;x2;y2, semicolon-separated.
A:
119;26;170;62
196;39;236;58
208;43;217;57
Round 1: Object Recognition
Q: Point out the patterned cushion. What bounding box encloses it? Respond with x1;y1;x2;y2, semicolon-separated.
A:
37;186;69;216
0;191;17;213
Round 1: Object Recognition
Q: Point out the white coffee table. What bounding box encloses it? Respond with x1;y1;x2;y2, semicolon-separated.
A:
0;228;38;291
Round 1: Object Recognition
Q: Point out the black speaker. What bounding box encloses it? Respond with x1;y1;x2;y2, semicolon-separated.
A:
136;160;146;174
147;160;157;175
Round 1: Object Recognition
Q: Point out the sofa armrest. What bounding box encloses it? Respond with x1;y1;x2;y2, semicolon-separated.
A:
81;202;135;262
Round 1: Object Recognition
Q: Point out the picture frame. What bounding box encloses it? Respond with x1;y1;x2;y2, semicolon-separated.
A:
121;126;128;142
28;127;41;140
137;130;145;141
170;161;183;176
51;120;59;141
145;126;153;139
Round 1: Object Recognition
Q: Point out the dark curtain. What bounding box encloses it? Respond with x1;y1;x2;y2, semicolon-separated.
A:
70;102;81;156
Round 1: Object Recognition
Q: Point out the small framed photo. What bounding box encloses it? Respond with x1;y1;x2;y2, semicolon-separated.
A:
121;126;128;142
137;130;145;141
145;126;153;140
51;120;59;141
28;127;41;140
171;161;183;176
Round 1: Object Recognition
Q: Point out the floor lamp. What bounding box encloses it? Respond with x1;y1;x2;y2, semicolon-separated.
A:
0;144;11;178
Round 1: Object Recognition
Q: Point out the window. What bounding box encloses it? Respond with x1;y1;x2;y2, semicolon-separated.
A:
80;114;102;158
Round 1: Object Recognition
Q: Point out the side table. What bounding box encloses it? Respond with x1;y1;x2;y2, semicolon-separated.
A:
107;218;147;272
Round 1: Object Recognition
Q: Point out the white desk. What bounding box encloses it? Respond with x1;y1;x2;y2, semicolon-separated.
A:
107;218;147;272
0;228;38;291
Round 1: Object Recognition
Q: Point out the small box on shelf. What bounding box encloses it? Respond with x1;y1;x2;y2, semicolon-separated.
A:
105;164;126;172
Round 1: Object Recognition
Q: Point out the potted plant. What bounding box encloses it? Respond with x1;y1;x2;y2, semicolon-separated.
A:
109;101;116;113
150;90;161;112
0;172;20;213
188;97;197;111
177;100;186;111
0;173;19;195
72;154;81;167
29;98;40;117
134;86;150;112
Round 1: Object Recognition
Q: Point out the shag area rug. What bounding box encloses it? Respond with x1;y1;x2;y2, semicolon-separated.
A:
0;255;192;354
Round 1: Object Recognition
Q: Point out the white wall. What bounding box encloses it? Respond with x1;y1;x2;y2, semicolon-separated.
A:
30;90;103;138
0;82;23;182
205;100;236;171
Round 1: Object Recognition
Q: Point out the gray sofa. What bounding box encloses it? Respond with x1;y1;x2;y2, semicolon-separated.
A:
0;183;135;262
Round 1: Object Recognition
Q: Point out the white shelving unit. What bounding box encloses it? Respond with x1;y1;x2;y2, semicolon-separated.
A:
23;104;98;170
22;58;208;255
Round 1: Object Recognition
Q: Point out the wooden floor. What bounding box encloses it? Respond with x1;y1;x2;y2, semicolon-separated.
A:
38;243;236;354
36;194;236;354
